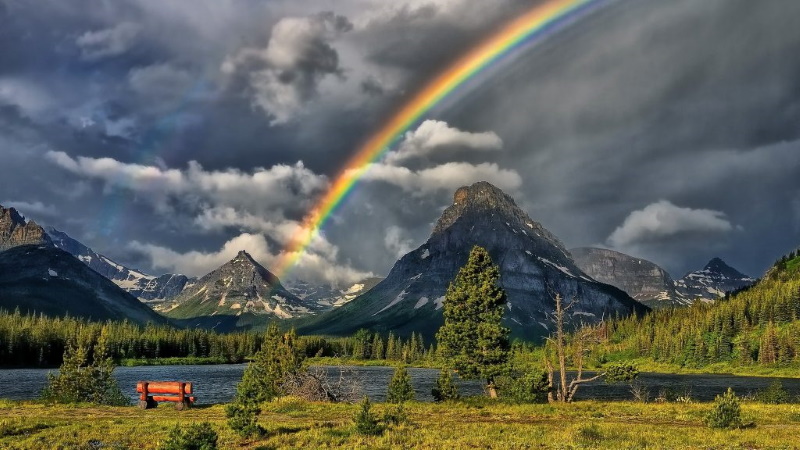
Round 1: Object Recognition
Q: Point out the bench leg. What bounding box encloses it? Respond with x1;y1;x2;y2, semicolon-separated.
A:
138;396;158;409
174;400;190;410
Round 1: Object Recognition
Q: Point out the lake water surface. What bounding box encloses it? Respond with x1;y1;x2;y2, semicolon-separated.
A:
1;365;799;405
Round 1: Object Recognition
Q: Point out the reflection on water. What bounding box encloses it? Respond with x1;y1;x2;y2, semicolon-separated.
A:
2;364;799;405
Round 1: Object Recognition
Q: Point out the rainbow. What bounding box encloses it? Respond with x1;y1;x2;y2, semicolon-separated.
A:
272;0;605;279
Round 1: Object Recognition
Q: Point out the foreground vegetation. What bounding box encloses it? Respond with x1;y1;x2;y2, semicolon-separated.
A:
4;397;800;449
600;251;800;370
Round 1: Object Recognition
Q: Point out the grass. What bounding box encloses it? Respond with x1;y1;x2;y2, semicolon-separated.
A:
616;357;800;378
3;397;800;448
118;356;233;367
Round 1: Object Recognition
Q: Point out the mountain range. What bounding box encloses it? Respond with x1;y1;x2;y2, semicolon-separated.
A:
299;182;647;341
572;247;754;308
0;182;763;339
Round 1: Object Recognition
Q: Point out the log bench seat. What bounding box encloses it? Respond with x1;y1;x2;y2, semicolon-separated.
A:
136;381;195;410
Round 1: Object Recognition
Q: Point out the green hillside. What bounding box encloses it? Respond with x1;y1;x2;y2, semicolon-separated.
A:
602;250;800;369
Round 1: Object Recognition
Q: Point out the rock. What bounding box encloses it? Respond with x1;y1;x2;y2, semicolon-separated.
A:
0;245;166;324
160;250;310;321
0;205;52;251
300;181;647;341
571;247;686;308
676;257;755;302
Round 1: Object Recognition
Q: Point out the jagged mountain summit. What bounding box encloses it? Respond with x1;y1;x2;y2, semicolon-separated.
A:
286;277;384;310
571;247;687;308
0;245;165;324
0;205;52;251
46;227;193;302
159;250;310;322
676;257;755;301
300;182;647;341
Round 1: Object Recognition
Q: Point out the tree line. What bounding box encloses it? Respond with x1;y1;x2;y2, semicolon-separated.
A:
0;309;263;367
601;251;800;368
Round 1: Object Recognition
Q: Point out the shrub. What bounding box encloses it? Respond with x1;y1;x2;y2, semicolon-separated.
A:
160;422;218;450
756;380;791;404
225;400;263;437
604;362;639;384
41;340;128;406
387;366;415;404
226;325;302;437
706;387;743;429
353;397;382;436
498;369;549;404
431;369;460;402
383;403;408;426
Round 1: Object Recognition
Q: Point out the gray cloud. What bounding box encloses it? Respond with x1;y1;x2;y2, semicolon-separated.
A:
608;201;735;248
2;0;800;284
76;22;141;61
221;12;353;124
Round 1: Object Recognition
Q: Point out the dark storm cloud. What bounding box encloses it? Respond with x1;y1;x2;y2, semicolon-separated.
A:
2;0;800;284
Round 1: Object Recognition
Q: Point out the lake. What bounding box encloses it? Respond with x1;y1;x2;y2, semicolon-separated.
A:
1;365;798;405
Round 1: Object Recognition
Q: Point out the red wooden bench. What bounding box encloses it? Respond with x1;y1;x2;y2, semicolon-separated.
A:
136;381;196;410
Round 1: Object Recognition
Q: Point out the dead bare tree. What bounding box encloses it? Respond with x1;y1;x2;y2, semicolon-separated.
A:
545;293;607;403
281;366;363;403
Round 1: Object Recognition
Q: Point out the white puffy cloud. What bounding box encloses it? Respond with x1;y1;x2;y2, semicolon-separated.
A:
76;22;141;61
130;233;274;277
384;119;502;165
357;161;521;195
221;12;352;124
608;200;735;247
45;151;373;285
45;151;326;214
384;225;414;257
130;232;372;285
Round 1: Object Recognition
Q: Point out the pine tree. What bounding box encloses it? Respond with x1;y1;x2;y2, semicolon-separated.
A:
386;366;415;403
436;246;510;398
431;368;459;402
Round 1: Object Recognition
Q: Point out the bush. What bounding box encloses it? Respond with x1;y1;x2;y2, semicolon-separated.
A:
604;363;639;384
226;325;302;437
225;401;263;437
40;340;128;406
383;403;408;426
432;369;460;402
386;366;415;404
353;397;382;436
756;380;791;404
160;422;218;450
706;387;743;429
498;370;548;404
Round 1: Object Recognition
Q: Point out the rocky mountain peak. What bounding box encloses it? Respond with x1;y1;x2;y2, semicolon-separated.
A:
703;257;748;279
301;183;645;341
159;249;308;321
0;205;52;251
433;182;565;251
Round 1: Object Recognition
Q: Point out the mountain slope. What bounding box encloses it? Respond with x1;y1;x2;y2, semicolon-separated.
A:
0;206;52;251
46;227;192;301
287;277;384;309
571;247;686;308
0;245;165;324
300;182;647;341
160;251;310;321
675;257;755;302
607;249;800;367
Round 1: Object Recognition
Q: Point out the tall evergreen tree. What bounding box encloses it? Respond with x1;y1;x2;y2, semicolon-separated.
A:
436;245;510;398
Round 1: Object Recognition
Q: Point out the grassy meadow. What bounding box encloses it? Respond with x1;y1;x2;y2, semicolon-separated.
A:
3;397;800;449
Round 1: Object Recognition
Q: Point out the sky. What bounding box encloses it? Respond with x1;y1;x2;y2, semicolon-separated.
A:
2;0;800;286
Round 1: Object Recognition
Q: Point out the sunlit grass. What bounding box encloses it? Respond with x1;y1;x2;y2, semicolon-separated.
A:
3;397;800;449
